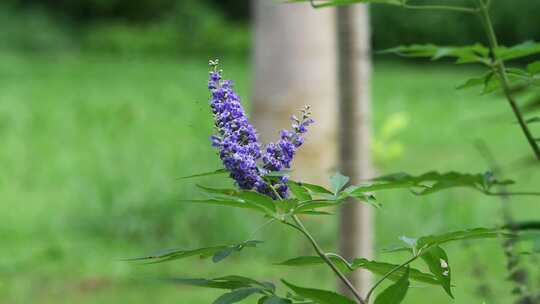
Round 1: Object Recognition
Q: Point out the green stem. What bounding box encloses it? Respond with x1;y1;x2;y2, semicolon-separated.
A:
245;218;276;242
325;252;355;272
365;253;421;302
292;215;366;304
268;184;365;303
476;0;540;161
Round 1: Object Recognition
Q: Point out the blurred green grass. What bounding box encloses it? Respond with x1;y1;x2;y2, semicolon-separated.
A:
0;52;538;303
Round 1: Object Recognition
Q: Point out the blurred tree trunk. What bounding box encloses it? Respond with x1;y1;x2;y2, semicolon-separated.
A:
251;0;337;184
252;0;373;296
337;5;373;295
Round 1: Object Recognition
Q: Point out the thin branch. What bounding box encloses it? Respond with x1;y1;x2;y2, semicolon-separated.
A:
476;0;540;161
245;218;276;242
365;254;420;302
270;184;365;303
325;252;355;271
292;215;366;304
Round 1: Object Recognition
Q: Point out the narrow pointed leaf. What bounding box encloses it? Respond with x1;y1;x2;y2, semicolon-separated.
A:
495;41;540;61
275;256;440;285
238;191;277;214
281;280;355;304
288;181;312;201
374;267;410;304
180;199;266;212
527;61;540;74
180;169;227;180
126;240;262;264
258;296;292;304
416;228;509;249
213;287;262;304
298;182;333;195
330;172;350;195
420;246;453;298
349;171;514;196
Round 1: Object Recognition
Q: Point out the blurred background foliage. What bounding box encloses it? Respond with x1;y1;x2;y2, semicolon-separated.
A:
2;1;540;303
2;0;540;55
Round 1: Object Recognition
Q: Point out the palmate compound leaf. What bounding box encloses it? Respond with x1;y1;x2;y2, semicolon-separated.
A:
275;256;440;285
287;0;403;9
384;228;514;298
347;171;514;197
281;280;356;304
125;240;263;264
380;44;491;65
374;267;410;304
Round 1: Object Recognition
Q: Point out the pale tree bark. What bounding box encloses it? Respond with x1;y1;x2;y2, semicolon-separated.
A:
252;0;337;184
337;5;373;296
252;0;373;297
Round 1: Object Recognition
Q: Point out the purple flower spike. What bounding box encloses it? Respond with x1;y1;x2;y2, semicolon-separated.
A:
207;60;313;200
207;60;264;191
262;106;314;198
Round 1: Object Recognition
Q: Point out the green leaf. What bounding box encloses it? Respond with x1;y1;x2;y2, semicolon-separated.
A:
212;241;263;263
495;41;540;61
374;267;410;304
525;117;540;124
288;181;312;201
416;228;508;249
527;61;540;74
169;278;249;290
275;256;351;273
294;200;342;213
179;169;227;180
281;280;355;304
380;44;490;65
275;256;440;285
330;172;350;195
179;199;268;213
126;240;262;264
197;184;238;196
213;287;262;304
351;258;440;285
349;171;514;196
169;275;271;291
296;210;334;216
237;191;277;214
216;275;275;292
420;246;453;298
297;182;333;195
258;296;292;304
456;72;493;90
287;0;402;8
